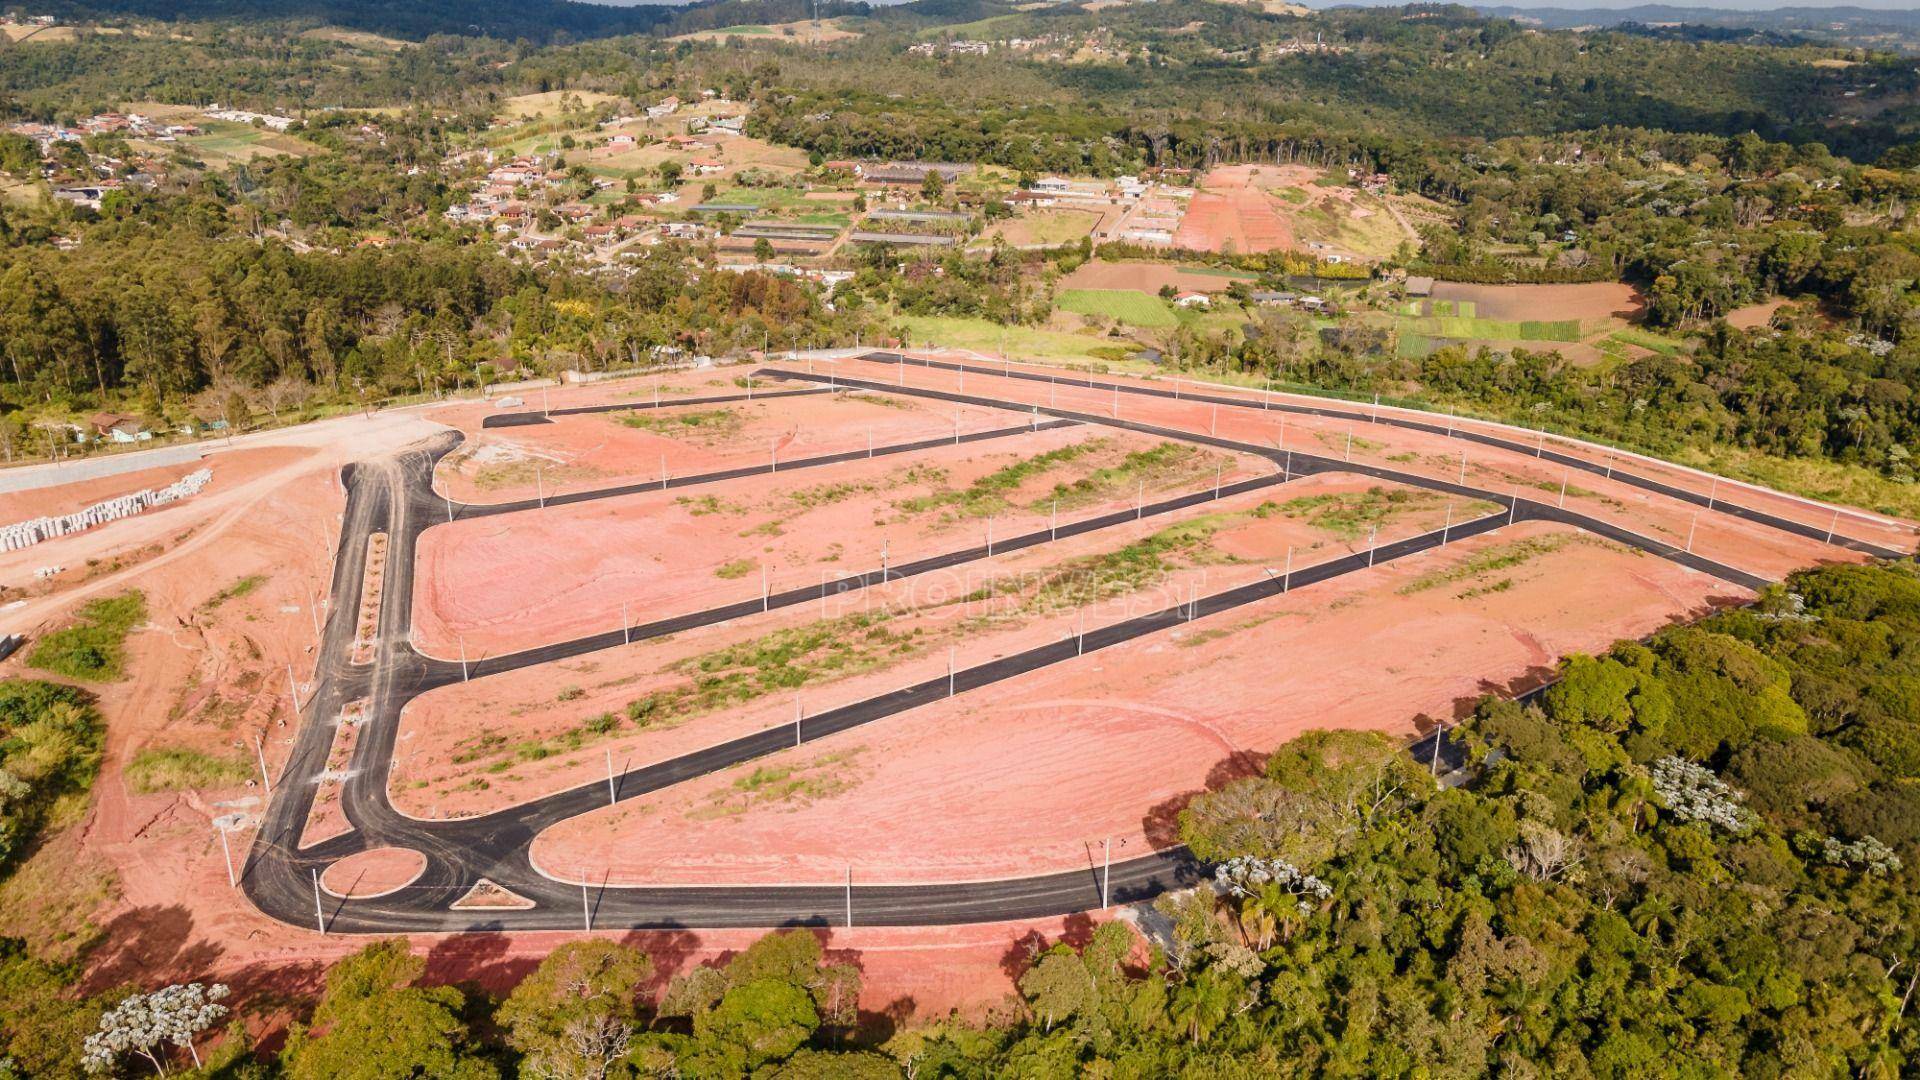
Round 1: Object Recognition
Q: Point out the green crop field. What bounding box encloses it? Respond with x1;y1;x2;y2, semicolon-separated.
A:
1405;315;1584;342
1609;327;1687;356
1056;289;1178;328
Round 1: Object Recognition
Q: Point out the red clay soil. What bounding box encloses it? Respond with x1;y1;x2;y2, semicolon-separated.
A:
320;848;427;899
1724;299;1791;330
528;520;1737;886
393;474;1468;819
1172;164;1306;255
830;353;1919;562
1429;282;1647;324
431;387;1034;505
410;425;1271;658
0;413;452;989
1059;259;1255;294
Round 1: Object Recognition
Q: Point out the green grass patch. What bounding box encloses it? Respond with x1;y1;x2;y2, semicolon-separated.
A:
1269;487;1439;541
1043;442;1217;511
625;613;922;727
1609;327;1687;356
124;746;252;793
714;558;757;580
618;408;743;439
1408;315;1583;342
29;592;146;682
1056;289;1179;329
1397;533;1595;596
198;575;266;614
695;750;863;818
897;316;1119;365
897;441;1106;518
1680;445;1920;520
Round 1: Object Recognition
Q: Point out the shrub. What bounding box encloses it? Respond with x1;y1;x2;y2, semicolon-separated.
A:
29;591;147;682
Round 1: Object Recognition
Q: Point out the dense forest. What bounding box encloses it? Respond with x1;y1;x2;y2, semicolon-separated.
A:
3;563;1918;1076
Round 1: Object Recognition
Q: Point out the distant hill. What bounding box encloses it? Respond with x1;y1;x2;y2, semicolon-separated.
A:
33;0;686;43
1473;5;1920;52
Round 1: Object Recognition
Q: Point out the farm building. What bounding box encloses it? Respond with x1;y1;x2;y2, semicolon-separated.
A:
864;162;973;186
848;230;958;247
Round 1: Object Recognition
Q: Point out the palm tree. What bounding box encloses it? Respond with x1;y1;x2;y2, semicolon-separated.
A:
1170;969;1236;1045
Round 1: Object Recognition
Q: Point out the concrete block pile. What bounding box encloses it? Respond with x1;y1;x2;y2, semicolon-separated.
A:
0;467;212;551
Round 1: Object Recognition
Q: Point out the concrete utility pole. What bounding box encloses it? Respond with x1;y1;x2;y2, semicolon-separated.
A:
312;869;325;934
845;867;853;928
306;583;323;639
948;647;955;697
459;638;469;682
1686;511;1700;554
605;748;617;805
1367;526;1378;567
795;696;803;746
216;822;236;887
1101;837;1112;908
581;874;592;932
253;734;271;797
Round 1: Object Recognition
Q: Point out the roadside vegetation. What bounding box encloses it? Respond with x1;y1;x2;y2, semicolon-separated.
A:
27;592;146;683
122;747;253;794
0;679;102;878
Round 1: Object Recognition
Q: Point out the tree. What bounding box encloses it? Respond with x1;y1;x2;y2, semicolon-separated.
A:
496;940;651;1080
81;983;228;1075
281;939;496;1080
920;169;945;203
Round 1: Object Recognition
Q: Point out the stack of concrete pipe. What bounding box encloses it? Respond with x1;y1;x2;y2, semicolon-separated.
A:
0;467;212;551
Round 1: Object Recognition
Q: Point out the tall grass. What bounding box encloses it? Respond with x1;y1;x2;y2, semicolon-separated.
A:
28;591;146;682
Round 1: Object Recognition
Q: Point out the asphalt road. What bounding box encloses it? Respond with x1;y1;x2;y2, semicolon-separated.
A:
856;351;1908;559
242;366;1820;933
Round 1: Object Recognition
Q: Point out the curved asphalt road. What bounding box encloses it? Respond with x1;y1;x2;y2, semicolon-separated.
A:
242;366;1817;932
